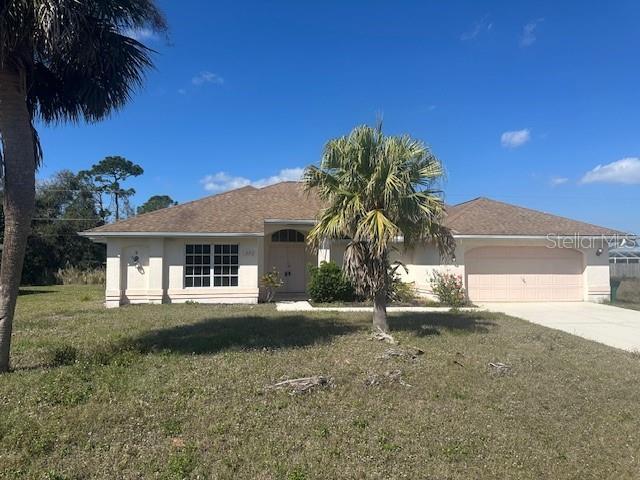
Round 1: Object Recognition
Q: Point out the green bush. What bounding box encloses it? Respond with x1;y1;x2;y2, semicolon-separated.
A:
308;261;355;303
430;271;466;307
388;277;418;303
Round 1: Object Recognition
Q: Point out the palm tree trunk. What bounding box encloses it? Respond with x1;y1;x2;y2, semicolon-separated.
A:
372;289;389;332
0;72;37;373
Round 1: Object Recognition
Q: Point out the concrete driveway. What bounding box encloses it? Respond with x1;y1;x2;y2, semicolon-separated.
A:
479;302;640;352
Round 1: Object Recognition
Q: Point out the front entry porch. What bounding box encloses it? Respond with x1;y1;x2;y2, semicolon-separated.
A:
264;228;316;294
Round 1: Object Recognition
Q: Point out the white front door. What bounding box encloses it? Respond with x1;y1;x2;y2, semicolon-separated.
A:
270;244;307;293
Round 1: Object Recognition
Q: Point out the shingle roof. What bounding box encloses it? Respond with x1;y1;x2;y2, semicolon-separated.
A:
83;184;620;236
445;197;620;236
84;182;323;234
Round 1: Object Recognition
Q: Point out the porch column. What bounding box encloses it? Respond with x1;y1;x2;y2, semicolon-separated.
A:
105;240;123;308
148;238;165;304
318;238;331;266
256;236;265;279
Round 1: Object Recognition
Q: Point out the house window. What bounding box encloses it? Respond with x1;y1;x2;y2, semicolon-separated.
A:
185;244;211;287
185;244;239;287
271;229;305;242
213;244;239;286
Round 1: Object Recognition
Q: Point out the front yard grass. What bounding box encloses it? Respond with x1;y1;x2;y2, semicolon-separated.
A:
1;286;639;479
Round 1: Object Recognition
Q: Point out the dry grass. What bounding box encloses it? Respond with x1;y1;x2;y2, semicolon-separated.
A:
54;265;105;285
613;278;640;310
1;286;639;479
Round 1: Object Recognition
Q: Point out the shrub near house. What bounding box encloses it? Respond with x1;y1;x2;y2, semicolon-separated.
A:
430;271;466;307
308;261;356;303
308;261;420;305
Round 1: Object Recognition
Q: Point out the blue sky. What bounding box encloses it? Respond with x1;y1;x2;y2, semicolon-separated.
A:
37;1;640;232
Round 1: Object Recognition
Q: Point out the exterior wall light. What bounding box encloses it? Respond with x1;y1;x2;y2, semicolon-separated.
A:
596;248;603;256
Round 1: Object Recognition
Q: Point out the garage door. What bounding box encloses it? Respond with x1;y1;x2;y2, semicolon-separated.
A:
466;247;584;302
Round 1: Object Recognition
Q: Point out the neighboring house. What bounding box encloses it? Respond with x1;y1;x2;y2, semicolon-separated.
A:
80;182;617;307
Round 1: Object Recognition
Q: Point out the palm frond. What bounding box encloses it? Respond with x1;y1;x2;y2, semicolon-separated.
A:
1;0;166;124
302;121;454;298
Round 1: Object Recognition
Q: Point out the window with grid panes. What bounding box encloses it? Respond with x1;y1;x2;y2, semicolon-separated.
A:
185;244;211;287
213;244;239;286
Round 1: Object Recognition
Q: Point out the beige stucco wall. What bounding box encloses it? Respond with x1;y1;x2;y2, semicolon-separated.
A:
105;236;261;307
323;236;610;302
580;243;611;302
102;233;611;307
325;240;459;299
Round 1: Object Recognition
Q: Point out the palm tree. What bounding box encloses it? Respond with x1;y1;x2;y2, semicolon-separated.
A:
0;1;166;372
304;123;455;332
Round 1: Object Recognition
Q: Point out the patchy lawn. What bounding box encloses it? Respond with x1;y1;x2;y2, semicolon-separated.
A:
1;286;639;479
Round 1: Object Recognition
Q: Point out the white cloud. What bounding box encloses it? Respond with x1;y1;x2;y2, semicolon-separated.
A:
192;71;224;86
200;167;305;193
520;18;543;47
122;27;158;42
501;128;531;148
461;15;493;41
581;157;640;185
549;176;568;187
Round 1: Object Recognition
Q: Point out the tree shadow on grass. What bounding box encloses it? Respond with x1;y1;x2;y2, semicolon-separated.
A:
389;311;496;336
125;314;362;355
19;288;56;296
125;311;495;356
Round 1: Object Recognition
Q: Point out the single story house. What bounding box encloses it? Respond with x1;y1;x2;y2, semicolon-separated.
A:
80;181;617;307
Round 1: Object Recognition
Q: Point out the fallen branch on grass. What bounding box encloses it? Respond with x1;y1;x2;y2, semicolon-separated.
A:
267;375;333;395
378;347;424;361
488;362;511;374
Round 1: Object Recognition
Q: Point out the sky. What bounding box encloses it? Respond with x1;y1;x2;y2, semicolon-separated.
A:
36;0;640;233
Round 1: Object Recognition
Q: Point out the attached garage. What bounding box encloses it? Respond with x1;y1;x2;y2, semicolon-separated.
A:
466;246;584;302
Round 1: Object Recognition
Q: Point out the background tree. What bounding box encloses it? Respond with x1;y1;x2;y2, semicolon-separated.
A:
19;171;105;284
304;123;455;332
81;156;144;221
0;1;166;372
137;195;177;215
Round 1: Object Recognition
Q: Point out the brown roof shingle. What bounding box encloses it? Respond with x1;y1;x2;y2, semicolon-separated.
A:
445;197;620;236
83;184;620;236
85;182;323;234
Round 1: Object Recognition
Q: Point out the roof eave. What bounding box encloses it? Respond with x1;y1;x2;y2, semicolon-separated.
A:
453;234;617;239
78;231;264;239
264;219;316;225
